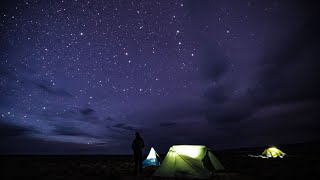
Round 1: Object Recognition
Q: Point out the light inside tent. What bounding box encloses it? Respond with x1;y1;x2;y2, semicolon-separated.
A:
269;147;280;156
146;147;157;159
263;147;285;158
171;145;205;159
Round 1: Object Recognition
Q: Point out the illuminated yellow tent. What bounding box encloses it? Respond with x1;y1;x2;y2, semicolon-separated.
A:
153;145;224;179
262;147;286;158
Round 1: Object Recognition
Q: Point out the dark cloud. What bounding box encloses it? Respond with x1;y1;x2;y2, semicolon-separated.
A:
201;46;230;80
0;118;125;154
159;122;177;127
204;85;230;104
0;120;36;138
35;107;78;122
38;106;101;124
230;102;319;147
77;107;102;124
105;116;115;121
0;136;96;154
59;109;79;119
256;27;320;103
79;107;95;116
0;64;12;78
0;64;19;100
253;4;320;105
196;0;320;147
205;100;256;124
112;123;137;131
0;60;73;98
127;102;205;124
34;81;74;97
53;125;99;138
83;115;99;122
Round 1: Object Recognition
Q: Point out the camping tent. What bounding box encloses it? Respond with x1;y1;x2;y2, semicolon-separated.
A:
143;147;161;168
262;147;286;158
153;145;224;179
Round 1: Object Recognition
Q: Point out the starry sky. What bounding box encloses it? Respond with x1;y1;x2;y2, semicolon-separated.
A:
0;0;319;154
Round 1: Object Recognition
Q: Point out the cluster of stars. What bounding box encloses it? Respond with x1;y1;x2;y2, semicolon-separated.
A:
0;0;277;146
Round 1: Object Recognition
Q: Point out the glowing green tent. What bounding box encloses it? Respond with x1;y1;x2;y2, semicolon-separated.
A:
153;145;224;179
143;147;161;168
262;147;286;158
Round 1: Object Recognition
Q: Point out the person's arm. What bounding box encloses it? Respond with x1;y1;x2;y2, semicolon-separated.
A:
142;139;145;148
131;140;135;150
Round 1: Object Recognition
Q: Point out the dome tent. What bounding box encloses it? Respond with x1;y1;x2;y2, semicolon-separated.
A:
262;147;286;158
153;145;224;179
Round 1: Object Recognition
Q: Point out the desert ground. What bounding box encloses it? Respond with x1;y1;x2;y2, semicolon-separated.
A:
1;142;318;180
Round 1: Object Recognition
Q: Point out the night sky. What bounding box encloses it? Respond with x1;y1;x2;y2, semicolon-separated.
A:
0;0;319;154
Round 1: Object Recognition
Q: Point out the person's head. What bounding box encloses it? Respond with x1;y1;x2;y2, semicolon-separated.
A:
135;132;140;137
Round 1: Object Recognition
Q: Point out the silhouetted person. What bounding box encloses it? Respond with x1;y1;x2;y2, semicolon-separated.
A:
131;132;145;175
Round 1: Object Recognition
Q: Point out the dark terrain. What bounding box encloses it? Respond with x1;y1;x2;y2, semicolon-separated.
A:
1;142;319;179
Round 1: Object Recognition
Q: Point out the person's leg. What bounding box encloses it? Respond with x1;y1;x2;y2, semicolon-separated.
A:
139;151;143;174
134;156;138;175
139;159;143;174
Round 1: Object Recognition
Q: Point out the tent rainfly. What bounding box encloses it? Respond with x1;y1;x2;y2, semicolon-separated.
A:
143;147;161;168
262;147;286;158
153;145;224;179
